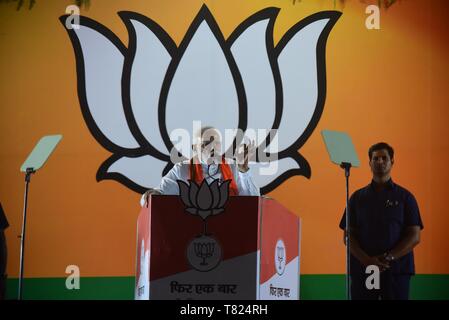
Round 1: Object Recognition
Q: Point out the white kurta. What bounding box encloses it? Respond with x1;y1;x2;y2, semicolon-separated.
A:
140;160;260;206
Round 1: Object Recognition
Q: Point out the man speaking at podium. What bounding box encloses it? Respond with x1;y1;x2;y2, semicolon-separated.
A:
141;127;260;206
339;142;423;300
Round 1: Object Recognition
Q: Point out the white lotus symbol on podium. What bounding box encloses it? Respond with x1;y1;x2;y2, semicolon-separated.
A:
61;6;341;194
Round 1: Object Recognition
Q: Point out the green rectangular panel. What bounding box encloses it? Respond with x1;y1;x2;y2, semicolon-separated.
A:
20;135;62;172
321;130;360;167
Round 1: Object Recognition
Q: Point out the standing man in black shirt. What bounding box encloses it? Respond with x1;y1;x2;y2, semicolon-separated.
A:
0;202;9;300
339;142;423;300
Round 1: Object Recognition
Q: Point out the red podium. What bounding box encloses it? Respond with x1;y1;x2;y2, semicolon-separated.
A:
135;195;301;300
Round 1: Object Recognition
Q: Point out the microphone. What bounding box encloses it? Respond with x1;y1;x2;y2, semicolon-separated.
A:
207;148;220;179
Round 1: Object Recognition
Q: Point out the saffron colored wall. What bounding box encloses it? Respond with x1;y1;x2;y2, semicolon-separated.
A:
0;0;448;299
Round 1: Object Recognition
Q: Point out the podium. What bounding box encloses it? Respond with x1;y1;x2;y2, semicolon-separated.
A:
135;195;301;300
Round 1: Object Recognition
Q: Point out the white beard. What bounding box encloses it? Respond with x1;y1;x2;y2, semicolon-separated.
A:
199;150;221;165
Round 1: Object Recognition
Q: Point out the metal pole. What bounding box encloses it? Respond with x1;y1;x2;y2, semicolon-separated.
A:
18;168;34;300
342;163;351;300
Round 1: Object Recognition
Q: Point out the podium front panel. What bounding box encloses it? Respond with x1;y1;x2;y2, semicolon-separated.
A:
135;195;301;300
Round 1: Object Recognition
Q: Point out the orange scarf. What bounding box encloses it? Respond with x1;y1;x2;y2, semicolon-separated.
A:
189;156;239;196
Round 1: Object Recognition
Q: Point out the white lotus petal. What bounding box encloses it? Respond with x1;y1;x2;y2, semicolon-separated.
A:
72;24;139;148
107;156;168;188
165;21;239;158
250;157;300;190
129;19;171;155
230;19;276;140
275;18;330;152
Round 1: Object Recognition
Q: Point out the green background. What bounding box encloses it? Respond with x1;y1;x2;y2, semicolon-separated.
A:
5;275;449;300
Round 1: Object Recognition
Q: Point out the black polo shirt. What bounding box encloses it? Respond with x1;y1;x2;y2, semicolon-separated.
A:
339;179;423;275
0;203;8;230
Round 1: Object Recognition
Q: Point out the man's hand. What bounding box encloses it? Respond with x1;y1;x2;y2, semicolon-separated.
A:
236;140;256;173
362;255;390;272
143;188;162;206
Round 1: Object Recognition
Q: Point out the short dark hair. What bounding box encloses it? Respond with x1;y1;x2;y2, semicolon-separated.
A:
368;142;394;160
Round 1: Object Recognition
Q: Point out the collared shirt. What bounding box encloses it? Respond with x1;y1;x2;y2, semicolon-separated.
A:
140;160;260;206
339;179;423;275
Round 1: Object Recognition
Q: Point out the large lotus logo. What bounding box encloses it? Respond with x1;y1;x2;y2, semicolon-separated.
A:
60;5;340;194
178;179;230;220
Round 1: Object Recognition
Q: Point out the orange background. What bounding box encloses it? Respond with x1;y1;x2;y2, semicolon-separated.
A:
1;0;448;279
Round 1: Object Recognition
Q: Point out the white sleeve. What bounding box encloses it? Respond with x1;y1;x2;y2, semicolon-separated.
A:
156;165;182;195
139;164;183;206
235;166;260;196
